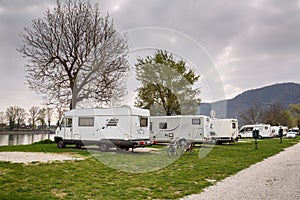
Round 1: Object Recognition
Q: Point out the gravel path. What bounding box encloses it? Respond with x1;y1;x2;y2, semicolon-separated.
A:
182;142;300;200
0;152;84;164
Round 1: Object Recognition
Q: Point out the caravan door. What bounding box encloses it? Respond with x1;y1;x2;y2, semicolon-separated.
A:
191;117;205;142
63;117;73;140
191;118;201;139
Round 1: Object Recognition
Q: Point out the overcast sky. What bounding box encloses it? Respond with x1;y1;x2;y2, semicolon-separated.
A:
1;0;300;112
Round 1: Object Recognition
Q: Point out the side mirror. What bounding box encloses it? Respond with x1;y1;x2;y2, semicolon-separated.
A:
57;120;61;130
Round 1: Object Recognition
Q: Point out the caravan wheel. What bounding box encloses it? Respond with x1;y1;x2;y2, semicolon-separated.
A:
57;140;66;148
99;143;109;152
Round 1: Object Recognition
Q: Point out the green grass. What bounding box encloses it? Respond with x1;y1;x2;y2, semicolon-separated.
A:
0;137;299;199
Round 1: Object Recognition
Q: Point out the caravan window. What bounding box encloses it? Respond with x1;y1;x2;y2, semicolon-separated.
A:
140;117;148;127
232;122;236;129
66;118;72;127
192;118;201;125
107;118;119;126
159;122;167;129
78;117;94;127
245;127;253;131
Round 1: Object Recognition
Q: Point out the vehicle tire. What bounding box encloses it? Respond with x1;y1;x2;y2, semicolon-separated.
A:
167;146;174;158
76;144;82;149
211;139;217;144
178;139;187;152
258;135;263;139
57;140;66;148
99;143;109;152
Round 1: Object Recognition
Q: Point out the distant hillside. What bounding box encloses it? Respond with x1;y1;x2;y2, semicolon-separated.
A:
199;82;300;120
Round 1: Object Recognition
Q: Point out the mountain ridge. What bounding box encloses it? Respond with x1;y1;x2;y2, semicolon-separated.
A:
199;82;300;119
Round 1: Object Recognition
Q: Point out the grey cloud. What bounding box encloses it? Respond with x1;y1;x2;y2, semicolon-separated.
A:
1;0;300;111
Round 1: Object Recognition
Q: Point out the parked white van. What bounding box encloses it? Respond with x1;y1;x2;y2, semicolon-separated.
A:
271;126;288;137
150;115;212;144
238;124;273;139
288;127;299;135
210;118;239;144
54;106;151;151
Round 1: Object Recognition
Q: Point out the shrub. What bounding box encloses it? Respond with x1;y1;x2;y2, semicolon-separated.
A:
33;139;55;144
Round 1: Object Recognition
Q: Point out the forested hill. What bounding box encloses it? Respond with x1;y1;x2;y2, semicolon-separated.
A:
199;82;300;118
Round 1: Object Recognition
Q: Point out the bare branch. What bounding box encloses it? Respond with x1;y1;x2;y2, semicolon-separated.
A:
18;0;129;109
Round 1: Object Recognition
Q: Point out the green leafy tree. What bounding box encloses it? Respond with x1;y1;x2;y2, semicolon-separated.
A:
289;103;300;127
135;50;200;116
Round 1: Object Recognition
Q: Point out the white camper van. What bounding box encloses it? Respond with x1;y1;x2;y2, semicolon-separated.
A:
210;118;239;144
54;106;151;151
238;124;273;139
150;115;212;143
271;126;288;137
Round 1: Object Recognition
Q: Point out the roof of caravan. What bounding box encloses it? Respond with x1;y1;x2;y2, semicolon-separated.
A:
242;124;271;127
211;118;238;122
63;106;149;116
150;115;210;119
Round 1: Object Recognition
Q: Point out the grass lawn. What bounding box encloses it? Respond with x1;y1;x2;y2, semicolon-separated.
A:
0;137;299;199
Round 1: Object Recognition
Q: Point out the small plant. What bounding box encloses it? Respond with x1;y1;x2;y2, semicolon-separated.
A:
33;139;55;144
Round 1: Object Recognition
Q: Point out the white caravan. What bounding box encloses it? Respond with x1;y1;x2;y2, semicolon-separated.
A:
150;115;212;143
271;126;288;137
210;118;239;144
288;127;299;135
54;106;151;151
238;124;273;139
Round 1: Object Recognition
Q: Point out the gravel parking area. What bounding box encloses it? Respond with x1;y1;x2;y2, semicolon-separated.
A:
0;152;84;164
182;142;300;200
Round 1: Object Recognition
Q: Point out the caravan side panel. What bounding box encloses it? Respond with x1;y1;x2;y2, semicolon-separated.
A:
150;115;210;143
54;106;150;148
150;117;182;143
238;124;273;138
210;119;238;143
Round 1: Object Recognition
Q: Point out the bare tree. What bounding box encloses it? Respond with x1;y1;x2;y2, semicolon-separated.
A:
56;105;65;122
5;107;16;130
289;103;300;127
29;106;39;129
5;106;26;130
262;103;293;127
38;108;47;129
15;107;26;130
18;0;129;110
0;111;5;125
239;103;263;125
46;107;54;128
